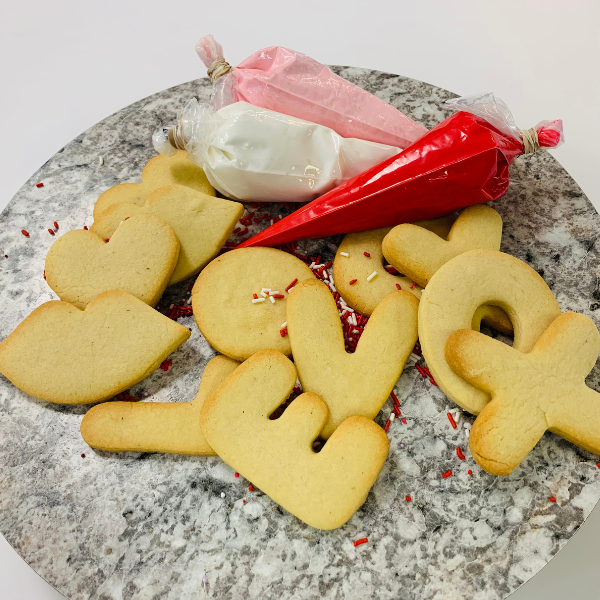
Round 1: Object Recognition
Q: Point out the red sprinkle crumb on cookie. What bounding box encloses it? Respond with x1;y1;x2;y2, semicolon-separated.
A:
447;412;457;429
405;496;412;502
286;278;298;292
353;538;368;547
363;252;371;257
253;294;258;299
280;328;288;337
272;294;285;299
21;229;29;237
442;470;453;479
549;496;556;503
349;279;357;285
456;447;466;460
36;182;44;188
48;228;55;236
104;238;109;243
468;470;473;475
396;283;401;290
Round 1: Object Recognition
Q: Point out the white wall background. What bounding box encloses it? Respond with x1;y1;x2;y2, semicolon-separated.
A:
1;1;599;598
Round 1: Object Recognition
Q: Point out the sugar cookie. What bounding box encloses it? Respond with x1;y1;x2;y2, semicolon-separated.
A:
91;185;244;285
287;279;418;438
93;150;215;220
382;204;503;288
200;349;389;530
45;214;179;308
80;355;239;455
447;313;600;475
419;249;561;415
0;290;190;404
192;248;315;361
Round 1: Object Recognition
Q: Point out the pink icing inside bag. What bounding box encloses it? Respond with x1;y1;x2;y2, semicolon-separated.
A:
196;35;428;149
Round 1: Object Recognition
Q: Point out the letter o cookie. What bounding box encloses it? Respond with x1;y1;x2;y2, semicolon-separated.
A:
419;249;561;415
192;248;315;361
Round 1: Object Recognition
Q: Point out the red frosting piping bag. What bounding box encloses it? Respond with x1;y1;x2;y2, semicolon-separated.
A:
238;93;563;249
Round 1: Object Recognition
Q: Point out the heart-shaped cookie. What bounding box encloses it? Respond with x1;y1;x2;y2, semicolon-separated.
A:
0;290;190;404
93;150;215;219
91;185;244;285
45;214;179;308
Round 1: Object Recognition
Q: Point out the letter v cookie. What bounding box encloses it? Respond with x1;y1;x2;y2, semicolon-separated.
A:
446;312;600;476
46;213;179;308
382;204;503;288
81;355;239;455
200;349;389;530
287;279;418;438
0;290;190;404
91;185;244;285
93;150;215;219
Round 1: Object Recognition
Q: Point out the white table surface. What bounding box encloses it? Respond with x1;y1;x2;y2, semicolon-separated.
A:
1;1;599;598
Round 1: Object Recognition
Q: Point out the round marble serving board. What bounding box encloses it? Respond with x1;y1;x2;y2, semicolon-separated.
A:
1;69;600;600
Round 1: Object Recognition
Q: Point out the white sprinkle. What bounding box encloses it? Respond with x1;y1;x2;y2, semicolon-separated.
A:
287;286;294;293
389;413;395;421
340;252;349;257
169;304;174;309
366;271;378;282
261;288;271;294
353;329;360;334
329;283;337;293
279;215;282;219
98;156;104;165
220;492;225;498
270;291;280;295
260;291;268;298
269;296;276;304
252;298;265;304
309;262;316;268
281;321;287;328
187;297;192;305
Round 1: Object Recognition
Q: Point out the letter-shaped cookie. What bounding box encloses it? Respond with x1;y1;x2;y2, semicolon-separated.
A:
200;349;389;530
287;279;418;438
192;248;315;361
45;214;179;308
446;313;600;476
81;355;239;455
383;204;503;288
91;185;244;285
93;150;215;219
419;250;561;415
0;291;190;404
335;216;511;334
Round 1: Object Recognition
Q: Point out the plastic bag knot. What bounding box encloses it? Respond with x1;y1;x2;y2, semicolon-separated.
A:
207;57;232;84
519;127;540;154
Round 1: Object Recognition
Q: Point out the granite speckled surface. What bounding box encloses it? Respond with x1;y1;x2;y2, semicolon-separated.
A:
1;68;600;600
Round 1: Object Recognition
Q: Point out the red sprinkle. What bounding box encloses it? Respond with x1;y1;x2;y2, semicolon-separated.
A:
456;447;466;460
405;495;412;502
468;470;473;475
447;412;457;429
442;470;453;479
43;270;46;280
235;473;239;478
280;328;288;337
243;499;247;504
349;279;358;285
249;485;254;492
384;420;391;432
83;225;88;230
549;496;556;503
21;230;29;237
253;294;258;299
81;453;86;458
396;283;402;290
401;418;407;424
48;228;55;235
353;538;368;547
597;463;600;468
104;238;109;243
363;252;371;257
36;182;44;188
390;390;400;406
272;294;285;299
53;221;59;229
